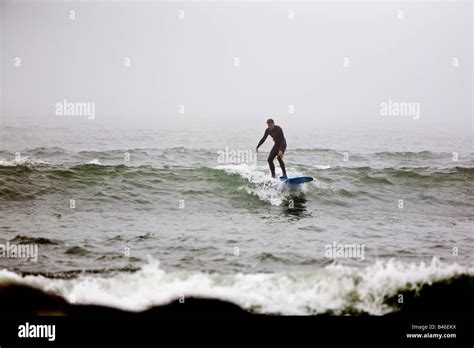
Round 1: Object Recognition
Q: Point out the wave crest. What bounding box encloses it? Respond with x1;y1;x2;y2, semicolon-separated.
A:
0;258;471;315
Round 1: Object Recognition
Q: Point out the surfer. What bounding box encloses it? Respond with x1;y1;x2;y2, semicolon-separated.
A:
256;119;287;179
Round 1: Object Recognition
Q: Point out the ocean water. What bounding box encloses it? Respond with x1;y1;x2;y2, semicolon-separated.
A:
0;126;473;315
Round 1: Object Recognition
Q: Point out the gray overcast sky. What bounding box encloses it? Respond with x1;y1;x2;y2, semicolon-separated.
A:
0;0;472;134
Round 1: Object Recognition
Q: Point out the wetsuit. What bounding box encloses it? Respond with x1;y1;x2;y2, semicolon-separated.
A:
257;125;287;178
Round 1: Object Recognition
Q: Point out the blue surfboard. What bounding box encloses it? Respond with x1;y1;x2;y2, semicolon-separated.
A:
280;176;313;185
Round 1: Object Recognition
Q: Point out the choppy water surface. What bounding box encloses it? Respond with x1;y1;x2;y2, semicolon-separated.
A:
0;126;472;314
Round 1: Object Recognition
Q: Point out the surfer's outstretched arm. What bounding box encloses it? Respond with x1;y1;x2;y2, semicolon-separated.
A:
256;129;269;151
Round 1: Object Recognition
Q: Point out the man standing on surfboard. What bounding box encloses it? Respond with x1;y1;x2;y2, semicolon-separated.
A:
256;119;287;179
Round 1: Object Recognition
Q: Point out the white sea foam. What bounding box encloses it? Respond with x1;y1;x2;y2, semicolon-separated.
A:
0;159;14;166
0;157;50;166
215;163;311;206
314;165;331;170
86;159;103;165
0;258;471;315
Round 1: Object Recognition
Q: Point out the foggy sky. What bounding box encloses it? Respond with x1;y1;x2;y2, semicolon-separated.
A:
0;0;472;134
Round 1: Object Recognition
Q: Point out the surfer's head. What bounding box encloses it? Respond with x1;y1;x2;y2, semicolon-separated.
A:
266;118;275;130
